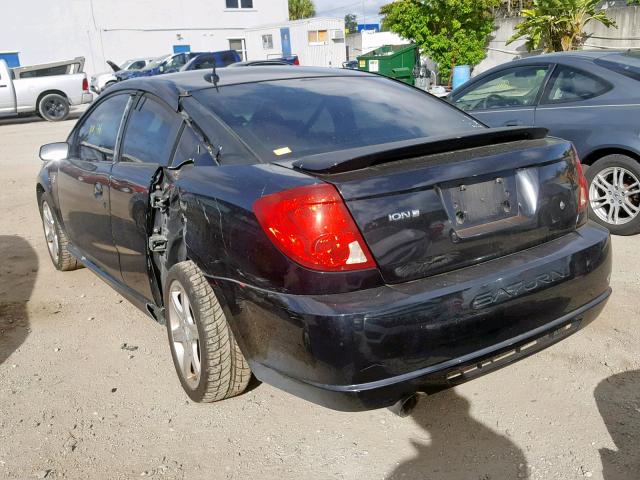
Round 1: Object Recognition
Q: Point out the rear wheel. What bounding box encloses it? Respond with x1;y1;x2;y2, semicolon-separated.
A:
39;197;81;271
586;154;640;236
38;93;70;122
164;261;251;402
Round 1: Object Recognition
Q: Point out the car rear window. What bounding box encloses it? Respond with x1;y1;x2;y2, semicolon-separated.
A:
192;76;483;161
595;51;640;82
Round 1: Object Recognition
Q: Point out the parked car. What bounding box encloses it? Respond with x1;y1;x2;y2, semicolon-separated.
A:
178;51;242;72
449;50;640;235
342;60;359;70
36;67;611;412
117;51;241;81
90;57;156;94
0;58;92;122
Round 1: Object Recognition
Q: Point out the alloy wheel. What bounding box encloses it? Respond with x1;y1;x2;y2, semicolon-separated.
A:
589;166;640;226
43;98;66;120
42;201;59;263
168;280;201;389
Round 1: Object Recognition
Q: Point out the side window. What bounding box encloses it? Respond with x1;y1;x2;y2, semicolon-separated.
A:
128;61;145;70
454;66;549;112
74;94;129;162
172;124;216;167
195;57;216;70
542;66;611;104
120;96;182;165
165;54;186;70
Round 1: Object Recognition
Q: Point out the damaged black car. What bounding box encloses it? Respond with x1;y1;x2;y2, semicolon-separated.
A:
36;67;612;411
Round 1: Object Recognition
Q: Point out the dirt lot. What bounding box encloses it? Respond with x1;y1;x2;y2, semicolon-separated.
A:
0;116;638;480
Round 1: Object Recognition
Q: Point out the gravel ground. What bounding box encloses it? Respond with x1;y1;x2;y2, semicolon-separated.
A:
0;116;638;480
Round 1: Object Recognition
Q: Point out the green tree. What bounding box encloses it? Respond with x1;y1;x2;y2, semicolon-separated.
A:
289;0;316;20
345;13;358;34
380;0;500;81
508;0;617;52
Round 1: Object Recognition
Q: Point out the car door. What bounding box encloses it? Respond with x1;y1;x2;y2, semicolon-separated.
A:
534;64;614;159
450;64;551;128
57;93;131;279
0;67;17;114
109;93;182;301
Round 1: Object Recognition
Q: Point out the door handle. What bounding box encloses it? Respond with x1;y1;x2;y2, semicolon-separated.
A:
94;182;103;198
504;120;524;127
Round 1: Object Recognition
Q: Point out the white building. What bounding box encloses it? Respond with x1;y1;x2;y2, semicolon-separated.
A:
346;31;410;61
244;17;346;67
0;0;289;76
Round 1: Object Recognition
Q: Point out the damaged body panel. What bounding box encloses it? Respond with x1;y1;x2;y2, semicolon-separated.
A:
36;67;612;411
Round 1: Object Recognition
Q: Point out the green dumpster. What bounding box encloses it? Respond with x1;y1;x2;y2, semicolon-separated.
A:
357;44;418;85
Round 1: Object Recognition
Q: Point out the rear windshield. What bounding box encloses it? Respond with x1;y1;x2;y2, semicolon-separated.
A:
192;76;483;161
595;51;640;82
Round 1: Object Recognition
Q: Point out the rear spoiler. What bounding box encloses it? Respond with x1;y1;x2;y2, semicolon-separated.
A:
290;127;548;174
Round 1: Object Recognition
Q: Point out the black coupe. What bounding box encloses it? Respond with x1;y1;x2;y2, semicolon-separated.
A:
37;67;611;411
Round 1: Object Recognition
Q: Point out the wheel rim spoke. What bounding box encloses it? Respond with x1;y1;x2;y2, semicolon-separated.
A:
168;280;201;388
42;202;59;262
590;166;640;225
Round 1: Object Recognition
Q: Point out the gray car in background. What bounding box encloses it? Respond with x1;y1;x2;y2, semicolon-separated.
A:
450;50;640;235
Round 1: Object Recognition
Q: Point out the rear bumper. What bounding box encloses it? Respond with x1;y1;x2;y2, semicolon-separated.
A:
80;92;93;104
215;223;612;411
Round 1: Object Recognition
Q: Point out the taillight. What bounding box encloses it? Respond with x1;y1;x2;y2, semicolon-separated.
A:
82;77;89;92
293;57;300;66
575;155;588;213
253;184;376;272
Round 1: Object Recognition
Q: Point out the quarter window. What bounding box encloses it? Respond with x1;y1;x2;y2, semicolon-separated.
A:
120;96;182;165
172;124;216;167
74;94;129;162
226;0;253;8
308;30;328;45
454;66;549;111
542;66;611;104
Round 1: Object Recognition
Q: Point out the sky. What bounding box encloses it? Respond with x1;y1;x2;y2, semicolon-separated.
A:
313;0;388;25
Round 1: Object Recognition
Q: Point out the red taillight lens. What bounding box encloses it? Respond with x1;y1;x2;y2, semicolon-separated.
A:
293;57;300;66
575;155;588;213
82;77;89;92
253;184;376;272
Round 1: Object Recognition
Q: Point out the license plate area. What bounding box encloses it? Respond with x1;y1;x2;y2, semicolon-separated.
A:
441;175;518;228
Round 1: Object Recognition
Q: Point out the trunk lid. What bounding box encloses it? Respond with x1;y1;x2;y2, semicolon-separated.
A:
281;129;582;284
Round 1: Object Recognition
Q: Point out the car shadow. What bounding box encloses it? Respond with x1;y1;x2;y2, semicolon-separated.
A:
595;370;640;480
0;107;86;126
387;389;529;480
0;235;37;366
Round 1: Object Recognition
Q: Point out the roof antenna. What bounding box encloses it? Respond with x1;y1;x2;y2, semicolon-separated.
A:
205;59;220;92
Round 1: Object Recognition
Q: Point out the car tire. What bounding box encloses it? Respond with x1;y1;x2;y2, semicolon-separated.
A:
164;261;251;403
585;154;640;236
39;196;81;271
38;93;70;122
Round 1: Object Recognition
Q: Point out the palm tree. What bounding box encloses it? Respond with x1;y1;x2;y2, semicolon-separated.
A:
289;0;316;20
508;0;616;52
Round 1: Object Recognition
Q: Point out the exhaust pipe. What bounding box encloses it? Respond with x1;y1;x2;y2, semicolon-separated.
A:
388;393;421;417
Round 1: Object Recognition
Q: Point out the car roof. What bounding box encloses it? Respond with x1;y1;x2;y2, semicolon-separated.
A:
107;66;371;110
511;49;630;64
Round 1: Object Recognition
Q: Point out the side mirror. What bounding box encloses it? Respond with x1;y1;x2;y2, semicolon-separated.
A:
39;142;69;162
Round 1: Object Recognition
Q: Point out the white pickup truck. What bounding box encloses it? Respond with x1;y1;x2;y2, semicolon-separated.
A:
0;57;93;122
